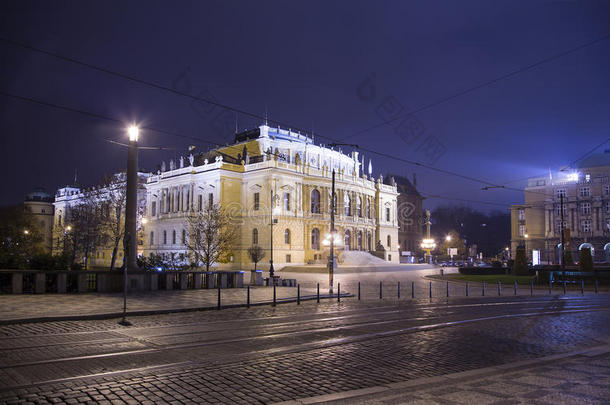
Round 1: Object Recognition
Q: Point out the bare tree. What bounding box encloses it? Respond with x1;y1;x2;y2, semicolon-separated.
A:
185;204;236;271
247;245;266;270
99;174;127;270
66;190;107;269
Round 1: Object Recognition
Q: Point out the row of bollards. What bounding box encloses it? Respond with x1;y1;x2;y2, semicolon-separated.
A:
212;278;601;310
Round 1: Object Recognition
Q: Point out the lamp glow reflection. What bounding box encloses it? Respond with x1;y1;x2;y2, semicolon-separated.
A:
323;233;342;247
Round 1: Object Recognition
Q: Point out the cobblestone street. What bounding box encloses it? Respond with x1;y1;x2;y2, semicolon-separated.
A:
0;290;609;404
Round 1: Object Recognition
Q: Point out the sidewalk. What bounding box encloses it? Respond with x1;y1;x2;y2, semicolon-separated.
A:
0;286;345;324
273;344;610;404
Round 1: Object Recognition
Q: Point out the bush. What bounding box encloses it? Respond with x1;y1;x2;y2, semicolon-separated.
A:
29;254;55;270
579;247;594;272
459;267;507;275
513;246;529;276
70;262;83;271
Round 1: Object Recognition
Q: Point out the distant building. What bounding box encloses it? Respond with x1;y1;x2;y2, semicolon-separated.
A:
24;188;54;253
385;174;423;261
143;124;400;269
53;173;147;268
511;151;610;263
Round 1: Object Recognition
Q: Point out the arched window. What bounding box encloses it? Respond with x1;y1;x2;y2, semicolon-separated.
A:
172;230;176;244
311;228;320;250
252;228;259;245
182;229;186;245
358;231;363;250
344;193;351;216
356;197;362;217
311;189;320;213
344;230;351;250
387;235;391;248
284;228;291;244
366;199;371;218
163;230;167;244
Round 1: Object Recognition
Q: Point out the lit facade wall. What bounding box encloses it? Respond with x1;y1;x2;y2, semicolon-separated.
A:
143;125;400;269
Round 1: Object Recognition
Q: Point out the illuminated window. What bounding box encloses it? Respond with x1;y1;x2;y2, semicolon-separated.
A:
556;189;566;198
585;174;591;182
581;203;591;215
311;228;320;250
284;229;291;244
606;201;610;214
254;193;260;211
579;187;590;197
605;185;610;196
283;192;291;211
556;205;566;216
518;209;525;221
582;219;591;232
518;224;526;237
252;228;258;245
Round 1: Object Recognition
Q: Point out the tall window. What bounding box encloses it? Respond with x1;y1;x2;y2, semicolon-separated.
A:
163;230;167;244
581;202;591;215
198;195;202;211
182;229;186;245
311;189;320;213
387;235;391;248
556;221;566;232
582;219;591;232
151;201;157;216
254;192;260;210
344;193;351;216
518;224;526;237
580;187;590;197
556;205;566;216
556;189;566;198
209;193;214;208
311;228;320;250
284;228;291;244
366;199;370;218
252;228;258;245
386;207;391;222
150;231;154;245
605;185;610;196
283;192;291;211
356;197;362;217
172;230;176;244
518;209;525;221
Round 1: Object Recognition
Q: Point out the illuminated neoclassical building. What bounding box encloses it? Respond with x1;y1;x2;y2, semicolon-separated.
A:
143;124;400;269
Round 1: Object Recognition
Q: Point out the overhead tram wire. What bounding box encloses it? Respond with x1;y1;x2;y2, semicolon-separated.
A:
335;32;610;142
4;36;607;195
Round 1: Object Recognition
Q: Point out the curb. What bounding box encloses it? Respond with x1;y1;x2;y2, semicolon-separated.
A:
270;343;610;405
0;293;353;325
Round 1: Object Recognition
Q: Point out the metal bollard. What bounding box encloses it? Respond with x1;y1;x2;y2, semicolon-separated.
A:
247;285;250;308
380;281;383;299
581;279;584;295
358;282;361;301
273;284;277;307
466;282;469;297
217;284;221;310
595;279;598;294
398;282;401;299
549;280;552;295
338;283;341;303
482;281;486;296
498;281;502;296
411;281;414;299
297;284;300;305
446;281;449;297
530;281;534;296
429;281;432;299
563;281;566;295
317;283;320;303
514;280;517;296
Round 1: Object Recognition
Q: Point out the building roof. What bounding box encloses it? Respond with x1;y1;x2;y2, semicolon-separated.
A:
385;174;421;197
25;188;53;203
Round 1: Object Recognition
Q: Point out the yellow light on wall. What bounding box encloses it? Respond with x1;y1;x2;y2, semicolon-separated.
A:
421;238;436;250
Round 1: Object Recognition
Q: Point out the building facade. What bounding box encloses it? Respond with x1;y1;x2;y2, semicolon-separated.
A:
24;189;55;253
143;124;400;269
510;152;610;263
387;174;423;261
53;174;147;268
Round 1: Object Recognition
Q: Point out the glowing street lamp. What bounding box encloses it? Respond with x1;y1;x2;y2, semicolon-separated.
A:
445;235;452;242
128;125;139;142
23;229;29;235
65;226;72;232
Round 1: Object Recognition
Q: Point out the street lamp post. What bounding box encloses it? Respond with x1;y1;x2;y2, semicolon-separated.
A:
119;124;139;326
420;210;436;264
269;189;279;281
328;169;336;294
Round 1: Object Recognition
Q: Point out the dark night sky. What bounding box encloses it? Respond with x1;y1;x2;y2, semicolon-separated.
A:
1;0;609;211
